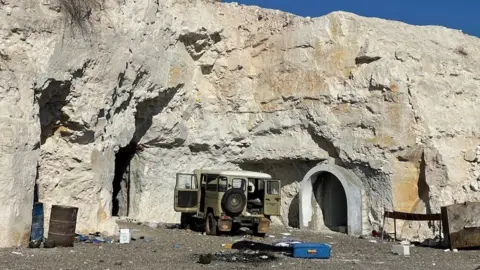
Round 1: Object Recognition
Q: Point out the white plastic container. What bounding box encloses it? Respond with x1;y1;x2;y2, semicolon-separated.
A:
119;229;131;244
392;244;410;256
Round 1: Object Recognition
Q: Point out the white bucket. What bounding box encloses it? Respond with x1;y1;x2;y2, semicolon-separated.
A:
119;229;131;244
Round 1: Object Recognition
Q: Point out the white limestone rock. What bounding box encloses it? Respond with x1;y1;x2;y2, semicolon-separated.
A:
1;0;480;247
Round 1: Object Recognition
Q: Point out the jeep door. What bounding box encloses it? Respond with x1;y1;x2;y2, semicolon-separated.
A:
264;180;281;216
205;175;222;215
174;173;199;212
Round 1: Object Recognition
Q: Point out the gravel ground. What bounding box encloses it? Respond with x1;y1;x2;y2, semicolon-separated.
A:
1;222;479;270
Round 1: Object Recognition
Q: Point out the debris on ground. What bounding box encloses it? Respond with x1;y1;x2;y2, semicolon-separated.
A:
165;224;181;229
28;240;42;248
341;259;360;263
222;243;232;249
420;236;441;247
11;251;22;255
1;221;479;269
272;239;302;247
210;250;277;263
148;222;159;229
75;233;114;244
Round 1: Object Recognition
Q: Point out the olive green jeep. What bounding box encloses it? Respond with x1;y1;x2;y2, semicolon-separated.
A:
173;169;281;236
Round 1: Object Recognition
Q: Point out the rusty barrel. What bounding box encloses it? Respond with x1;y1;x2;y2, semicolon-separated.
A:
48;205;78;247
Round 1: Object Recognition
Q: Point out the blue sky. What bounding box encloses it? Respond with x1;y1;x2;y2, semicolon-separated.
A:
224;0;479;38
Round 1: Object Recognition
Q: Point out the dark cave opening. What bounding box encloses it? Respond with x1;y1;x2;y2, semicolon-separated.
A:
314;172;348;233
112;142;137;217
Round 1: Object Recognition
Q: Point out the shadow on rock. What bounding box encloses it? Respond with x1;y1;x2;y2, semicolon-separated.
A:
288;193;300;228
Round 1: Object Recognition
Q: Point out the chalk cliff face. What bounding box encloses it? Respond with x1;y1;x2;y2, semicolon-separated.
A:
1;0;479;247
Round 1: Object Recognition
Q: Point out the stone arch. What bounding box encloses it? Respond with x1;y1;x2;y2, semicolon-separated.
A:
299;163;364;235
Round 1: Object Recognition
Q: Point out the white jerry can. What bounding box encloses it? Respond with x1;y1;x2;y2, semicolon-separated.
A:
119;229;131;244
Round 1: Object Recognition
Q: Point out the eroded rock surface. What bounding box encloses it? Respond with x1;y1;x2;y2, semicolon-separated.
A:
1;0;479;247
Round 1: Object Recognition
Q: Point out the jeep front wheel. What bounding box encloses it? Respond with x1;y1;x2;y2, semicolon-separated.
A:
205;212;218;236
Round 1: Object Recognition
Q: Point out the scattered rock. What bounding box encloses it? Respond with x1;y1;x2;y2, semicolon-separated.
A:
464;150;477;162
44;240;56;248
198;254;213;264
148;222;159;229
28;240;41;248
213;250;277;263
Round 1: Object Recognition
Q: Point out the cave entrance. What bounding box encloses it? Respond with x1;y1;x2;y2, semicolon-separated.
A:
299;164;364;235
112;142;137;217
314;172;348;233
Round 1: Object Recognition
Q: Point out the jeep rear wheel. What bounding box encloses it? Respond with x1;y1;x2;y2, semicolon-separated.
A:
221;189;247;216
205;212;218;236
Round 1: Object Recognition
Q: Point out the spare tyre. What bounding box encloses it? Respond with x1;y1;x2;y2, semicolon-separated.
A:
221;189;247;216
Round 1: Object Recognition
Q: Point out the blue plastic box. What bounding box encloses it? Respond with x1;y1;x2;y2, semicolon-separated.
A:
291;243;331;259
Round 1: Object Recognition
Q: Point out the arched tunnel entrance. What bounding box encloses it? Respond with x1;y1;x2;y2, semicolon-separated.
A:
299;163;364;235
313;172;348;233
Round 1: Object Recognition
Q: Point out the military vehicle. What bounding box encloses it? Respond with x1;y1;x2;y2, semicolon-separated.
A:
173;169;281;236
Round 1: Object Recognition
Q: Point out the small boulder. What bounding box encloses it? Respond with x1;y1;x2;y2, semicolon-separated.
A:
464;150;477;162
199;253;213;264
